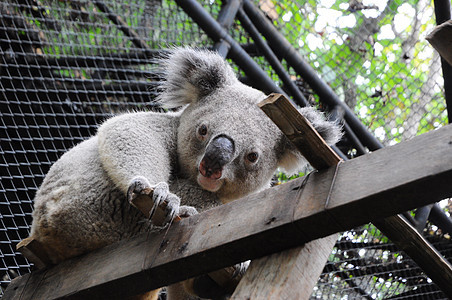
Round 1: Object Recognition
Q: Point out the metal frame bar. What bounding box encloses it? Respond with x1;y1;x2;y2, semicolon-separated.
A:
236;8;308;106
213;0;243;58
430;203;452;235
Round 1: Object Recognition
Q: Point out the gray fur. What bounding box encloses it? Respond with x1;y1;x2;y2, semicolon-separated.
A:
29;47;342;298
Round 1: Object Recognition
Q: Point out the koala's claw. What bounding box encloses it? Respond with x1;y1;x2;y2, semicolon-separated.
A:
162;193;180;224
127;177;180;227
127;176;153;204
147;181;166;220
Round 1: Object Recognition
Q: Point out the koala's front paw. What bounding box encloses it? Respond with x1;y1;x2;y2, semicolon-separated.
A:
127;176;180;226
178;206;198;218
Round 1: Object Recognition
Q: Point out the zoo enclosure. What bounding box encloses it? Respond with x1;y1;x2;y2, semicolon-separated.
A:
1;0;452;299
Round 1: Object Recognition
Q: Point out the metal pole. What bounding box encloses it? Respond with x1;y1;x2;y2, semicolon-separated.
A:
414;205;435;232
213;0;243;58
430;204;452;235
237;8;309;106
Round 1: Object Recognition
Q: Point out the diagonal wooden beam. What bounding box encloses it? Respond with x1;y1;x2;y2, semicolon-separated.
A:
4;124;452;299
426;20;452;66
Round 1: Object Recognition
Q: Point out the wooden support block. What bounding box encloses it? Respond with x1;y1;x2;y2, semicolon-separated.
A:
232;94;341;300
427;20;452;66
258;93;342;169
232;235;337;299
16;237;52;270
129;189;182;224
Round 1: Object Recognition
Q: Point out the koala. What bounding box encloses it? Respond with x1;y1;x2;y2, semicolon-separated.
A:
28;48;342;299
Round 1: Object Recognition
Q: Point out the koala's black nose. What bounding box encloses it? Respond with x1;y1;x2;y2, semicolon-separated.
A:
200;135;235;178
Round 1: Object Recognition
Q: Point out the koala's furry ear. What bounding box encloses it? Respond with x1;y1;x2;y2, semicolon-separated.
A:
156;47;237;108
298;107;343;146
278;106;343;175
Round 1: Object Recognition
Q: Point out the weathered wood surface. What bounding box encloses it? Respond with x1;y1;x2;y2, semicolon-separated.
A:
232;94;340;300
4;124;452;300
16;237;52;270
427;20;452;66
131;187;238;292
232;234;338;299
258;93;342;170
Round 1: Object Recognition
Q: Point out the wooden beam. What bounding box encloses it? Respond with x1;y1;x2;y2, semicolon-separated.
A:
258;93;341;169
426;16;452;124
373;215;452;296
232;94;341;299
427;20;452;66
4;124;452;299
231;235;338;299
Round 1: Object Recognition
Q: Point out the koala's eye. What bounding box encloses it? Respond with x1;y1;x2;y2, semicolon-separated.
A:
247;152;259;163
198;124;208;136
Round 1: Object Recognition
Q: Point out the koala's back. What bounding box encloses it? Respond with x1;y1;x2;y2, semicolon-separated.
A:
30;136;148;263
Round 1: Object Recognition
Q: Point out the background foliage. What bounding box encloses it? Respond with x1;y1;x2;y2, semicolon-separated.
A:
264;0;446;148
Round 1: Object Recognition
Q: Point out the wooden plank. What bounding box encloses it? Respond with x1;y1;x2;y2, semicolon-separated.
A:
130;186;238;292
258;93;341;169
426;20;452;66
232;94;341;299
16;237;52;270
4;124;452;300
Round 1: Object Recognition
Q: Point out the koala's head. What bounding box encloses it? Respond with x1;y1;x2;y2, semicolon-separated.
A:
158;48;341;202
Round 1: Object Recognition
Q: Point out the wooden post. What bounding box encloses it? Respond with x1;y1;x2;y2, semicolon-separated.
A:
232;236;338;299
232;94;341;299
426;20;452;66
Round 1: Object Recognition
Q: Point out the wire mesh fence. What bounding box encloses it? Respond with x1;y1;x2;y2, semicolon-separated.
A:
0;0;451;299
260;0;447;147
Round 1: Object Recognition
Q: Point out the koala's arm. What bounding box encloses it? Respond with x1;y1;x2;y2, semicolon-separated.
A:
97;111;178;194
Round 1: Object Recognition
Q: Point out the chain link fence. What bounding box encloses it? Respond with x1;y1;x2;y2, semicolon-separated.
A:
1;0;451;299
260;0;447;146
